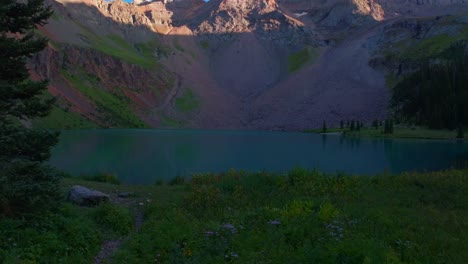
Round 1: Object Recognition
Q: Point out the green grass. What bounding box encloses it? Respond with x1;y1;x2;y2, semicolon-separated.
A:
385;73;404;89
401;34;458;60
50;12;60;21
2;169;467;263
77;23;159;69
61;70;147;128
288;47;318;72
199;40;209;50
33;105;99;129
78;172;121;185
175;89;200;113
391;22;468;61
135;40;172;59
111;169;467;263
0;203;104;263
160;113;184;128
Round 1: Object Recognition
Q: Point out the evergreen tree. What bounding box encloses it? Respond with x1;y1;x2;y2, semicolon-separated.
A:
346;120;350;128
340;120;344;129
322;120;327;133
457;124;464;139
391;45;468;129
350;120;355;131
356;121;361;131
0;0;59;216
384;119;394;134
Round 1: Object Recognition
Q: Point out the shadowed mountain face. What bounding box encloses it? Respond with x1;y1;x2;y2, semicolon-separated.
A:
29;0;468;130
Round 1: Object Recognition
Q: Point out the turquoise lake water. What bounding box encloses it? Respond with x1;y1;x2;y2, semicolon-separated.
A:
49;129;468;184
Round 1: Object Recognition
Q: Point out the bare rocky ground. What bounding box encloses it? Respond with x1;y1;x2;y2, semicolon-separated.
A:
33;0;468;130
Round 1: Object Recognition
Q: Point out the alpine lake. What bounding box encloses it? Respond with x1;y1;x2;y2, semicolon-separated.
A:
50;129;468;184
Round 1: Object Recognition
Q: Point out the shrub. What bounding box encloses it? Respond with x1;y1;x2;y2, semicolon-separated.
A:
155;179;165;186
457;125;464;139
0;161;60;216
318;201;339;222
93;203;133;236
186;185;222;213
169;176;186;185
0;205;101;263
81;172;120;185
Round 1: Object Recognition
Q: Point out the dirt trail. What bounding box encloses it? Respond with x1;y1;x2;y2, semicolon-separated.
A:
159;72;183;111
93;198;145;264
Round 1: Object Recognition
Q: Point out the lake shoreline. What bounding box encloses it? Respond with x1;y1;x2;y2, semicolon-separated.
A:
304;126;467;141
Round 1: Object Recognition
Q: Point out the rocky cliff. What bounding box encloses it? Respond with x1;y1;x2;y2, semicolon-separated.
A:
29;0;468;129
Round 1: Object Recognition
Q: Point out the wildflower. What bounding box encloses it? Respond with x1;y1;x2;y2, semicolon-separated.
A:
184;249;193;257
267;220;281;225
204;231;217;237
326;222;344;240
221;223;238;234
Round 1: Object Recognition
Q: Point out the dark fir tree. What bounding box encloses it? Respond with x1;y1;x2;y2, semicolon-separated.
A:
0;0;58;216
457;124;464;139
391;46;468;129
372;120;378;129
350;120;355;131
356;121;361;131
384;119;394;134
346;120;350;128
322;120;327;133
340;120;344;129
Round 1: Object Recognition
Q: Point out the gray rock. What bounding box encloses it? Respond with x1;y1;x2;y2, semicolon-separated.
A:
68;185;109;206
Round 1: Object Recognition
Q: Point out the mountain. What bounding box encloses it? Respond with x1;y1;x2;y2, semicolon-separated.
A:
29;0;468;130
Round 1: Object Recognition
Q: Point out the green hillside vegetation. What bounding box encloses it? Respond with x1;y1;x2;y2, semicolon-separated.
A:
175;89;200;113
91;35;158;69
390;19;468;61
199;40;210;49
33;105;98;129
61;70;147;128
76;22;166;69
2;169;466;263
288;47;318;72
160;113;185;128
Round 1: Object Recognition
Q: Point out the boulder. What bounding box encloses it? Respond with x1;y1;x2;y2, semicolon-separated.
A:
68;185;110;206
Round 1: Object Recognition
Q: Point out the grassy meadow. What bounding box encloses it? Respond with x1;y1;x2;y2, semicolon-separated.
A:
1;169;467;263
